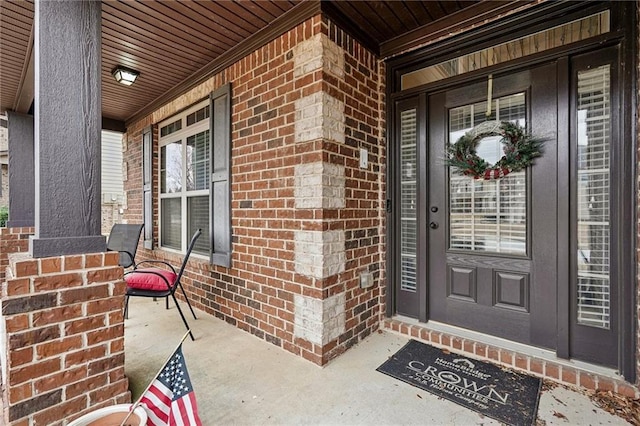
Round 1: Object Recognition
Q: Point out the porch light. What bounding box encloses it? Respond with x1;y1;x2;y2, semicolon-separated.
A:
111;65;139;86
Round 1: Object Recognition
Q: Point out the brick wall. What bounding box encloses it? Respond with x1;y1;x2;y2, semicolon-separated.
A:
1;247;129;425
101;202;124;236
0;165;8;208
0;227;33;282
123;14;386;366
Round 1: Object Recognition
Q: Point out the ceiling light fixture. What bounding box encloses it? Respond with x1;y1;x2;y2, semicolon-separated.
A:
111;65;140;86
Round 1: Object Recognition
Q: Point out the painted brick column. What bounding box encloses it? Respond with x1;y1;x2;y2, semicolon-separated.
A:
0;251;130;425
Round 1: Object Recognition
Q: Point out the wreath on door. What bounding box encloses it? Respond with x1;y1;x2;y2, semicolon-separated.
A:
445;120;545;180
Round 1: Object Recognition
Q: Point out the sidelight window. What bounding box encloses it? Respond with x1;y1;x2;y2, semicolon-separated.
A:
576;65;611;329
400;109;418;292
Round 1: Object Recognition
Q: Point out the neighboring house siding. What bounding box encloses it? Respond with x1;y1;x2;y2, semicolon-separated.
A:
101;130;124;234
123;15;386;365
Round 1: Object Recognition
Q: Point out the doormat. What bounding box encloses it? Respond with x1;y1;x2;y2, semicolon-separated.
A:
377;339;541;425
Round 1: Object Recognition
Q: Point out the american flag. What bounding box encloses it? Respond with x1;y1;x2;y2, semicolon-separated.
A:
140;345;202;425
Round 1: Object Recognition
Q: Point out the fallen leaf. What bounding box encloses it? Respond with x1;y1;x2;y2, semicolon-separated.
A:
589;389;640;425
552;411;567;420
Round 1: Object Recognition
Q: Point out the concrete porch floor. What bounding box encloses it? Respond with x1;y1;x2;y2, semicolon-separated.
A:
124;297;627;425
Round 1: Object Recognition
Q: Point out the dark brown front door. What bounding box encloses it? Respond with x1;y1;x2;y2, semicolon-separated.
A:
391;4;633;378
427;65;559;349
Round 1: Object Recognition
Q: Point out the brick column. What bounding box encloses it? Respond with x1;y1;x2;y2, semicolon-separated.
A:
291;34;348;364
1;250;130;425
0;228;34;283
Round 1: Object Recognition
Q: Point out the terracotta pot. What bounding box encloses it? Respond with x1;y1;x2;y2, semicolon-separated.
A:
67;404;147;426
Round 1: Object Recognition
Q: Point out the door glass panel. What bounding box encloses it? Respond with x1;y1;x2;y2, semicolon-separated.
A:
400;109;417;292
576;65;610;329
449;93;527;255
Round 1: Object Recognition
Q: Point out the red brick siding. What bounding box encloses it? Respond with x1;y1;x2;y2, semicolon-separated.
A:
319;17;386;362
123;15;386;366
0;227;33;282
1;249;129;425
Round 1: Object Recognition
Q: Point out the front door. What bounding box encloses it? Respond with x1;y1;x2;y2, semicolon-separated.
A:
394;50;621;367
391;4;632;376
427;66;559;349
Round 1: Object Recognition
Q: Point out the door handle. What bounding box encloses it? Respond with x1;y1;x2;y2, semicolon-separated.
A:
429;222;439;229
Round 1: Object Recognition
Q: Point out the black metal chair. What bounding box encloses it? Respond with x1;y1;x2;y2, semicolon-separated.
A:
106;223;144;268
123;229;201;340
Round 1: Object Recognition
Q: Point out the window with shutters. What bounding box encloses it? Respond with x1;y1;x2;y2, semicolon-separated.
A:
157;85;232;266
159;100;211;256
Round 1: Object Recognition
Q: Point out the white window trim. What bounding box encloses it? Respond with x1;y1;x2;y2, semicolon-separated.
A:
158;99;210;255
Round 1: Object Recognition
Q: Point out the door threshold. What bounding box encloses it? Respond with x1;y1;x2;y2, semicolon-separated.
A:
388;315;623;382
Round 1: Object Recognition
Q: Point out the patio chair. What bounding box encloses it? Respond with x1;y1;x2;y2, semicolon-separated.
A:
123;228;201;340
106;223;144;268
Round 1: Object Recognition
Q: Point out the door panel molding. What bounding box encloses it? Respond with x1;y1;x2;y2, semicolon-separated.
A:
446;253;531;271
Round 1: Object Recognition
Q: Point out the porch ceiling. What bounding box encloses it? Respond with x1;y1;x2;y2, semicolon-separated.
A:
0;0;515;128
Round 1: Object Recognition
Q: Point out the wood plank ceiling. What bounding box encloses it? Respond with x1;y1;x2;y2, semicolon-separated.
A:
0;0;497;126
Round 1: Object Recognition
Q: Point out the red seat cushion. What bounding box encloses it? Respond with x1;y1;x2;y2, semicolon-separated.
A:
125;268;177;291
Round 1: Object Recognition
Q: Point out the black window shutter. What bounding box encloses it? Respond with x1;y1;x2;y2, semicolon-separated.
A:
209;84;232;267
142;126;154;249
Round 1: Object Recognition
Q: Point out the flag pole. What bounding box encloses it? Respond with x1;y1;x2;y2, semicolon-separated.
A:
119;330;192;426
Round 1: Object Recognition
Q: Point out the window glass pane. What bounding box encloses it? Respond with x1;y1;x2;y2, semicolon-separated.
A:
161;142;182;194
400;109;417;292
449;93;527;255
187;106;210;126
186;130;210;191
160;119;182;137
188;196;210;256
402;11;609;89
576;65;610;329
161;198;182;250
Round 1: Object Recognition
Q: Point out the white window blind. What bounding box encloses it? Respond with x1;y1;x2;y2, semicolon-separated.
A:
400;109;417;292
576;65;611;329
